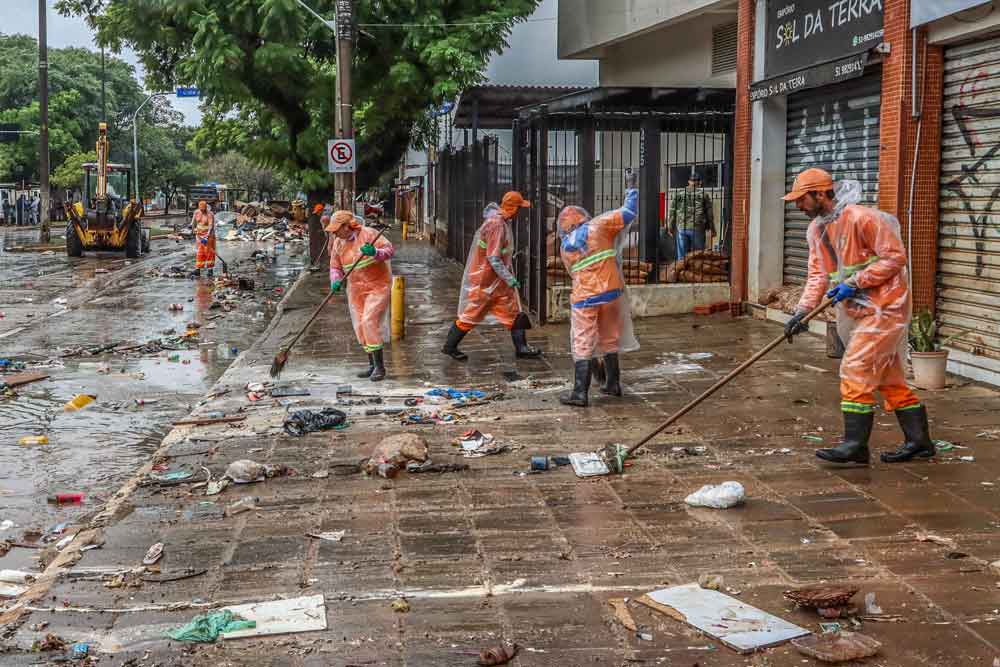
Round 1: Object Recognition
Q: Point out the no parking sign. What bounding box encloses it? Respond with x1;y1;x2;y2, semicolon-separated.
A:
327;139;356;173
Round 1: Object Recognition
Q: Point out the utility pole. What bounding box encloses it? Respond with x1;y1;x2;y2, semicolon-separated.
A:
101;47;107;121
334;0;354;211
38;0;50;244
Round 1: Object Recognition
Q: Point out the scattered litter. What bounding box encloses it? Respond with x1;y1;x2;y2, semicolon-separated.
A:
0;520;14;531
406;460;470;474
245;381;269;401
608;598;637;631
167;609;256;642
946;551;969;559
364;433;429;478
502;370;521;382
0;582;28;598
392;598;410;613
864;592;883;615
2;370;49;387
915;532;957;550
283;408;347;436
960;456;976;462
31;634;67;652
143;542;164;566
698;574;724;590
142;568;208;584
0;570;35;584
569;452;610;477
456;430;511;458
935;440;956;451
224;459;292;484
206;479;229;496
18;435;48;446
791;631;881;662
819;622;842;634
636;632;653;641
47;492;84;504
311;470;329;479
63;393;96;411
802;434;824;443
225;496;259;517
168;303;184;312
271;385;310;397
637;583;809;653
685;481;745;509
784;587;858;617
477;643;520;666
307;531;345;542
150;468;196;486
425;387;487;402
69;643;90;659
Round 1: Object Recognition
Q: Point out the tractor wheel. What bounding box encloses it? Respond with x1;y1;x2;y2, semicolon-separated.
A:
66;222;83;257
125;221;141;258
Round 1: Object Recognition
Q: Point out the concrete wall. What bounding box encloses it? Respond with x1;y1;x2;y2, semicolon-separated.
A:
597;11;738;89
558;0;733;59
547;283;732;322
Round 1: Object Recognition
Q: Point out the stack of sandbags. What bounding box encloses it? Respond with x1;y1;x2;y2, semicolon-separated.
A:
660;250;729;284
546;256;651;285
759;285;835;321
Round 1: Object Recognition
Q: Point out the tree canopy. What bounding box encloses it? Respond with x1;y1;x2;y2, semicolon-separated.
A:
56;0;539;198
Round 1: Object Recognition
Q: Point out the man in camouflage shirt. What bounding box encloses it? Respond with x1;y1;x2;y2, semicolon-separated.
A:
668;171;716;260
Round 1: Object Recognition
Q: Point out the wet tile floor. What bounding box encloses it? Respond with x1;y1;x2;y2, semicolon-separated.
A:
4;237;999;666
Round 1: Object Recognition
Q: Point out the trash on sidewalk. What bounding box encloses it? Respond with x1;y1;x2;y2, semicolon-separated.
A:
283;408;347;436
392;598;411;613
456;430;512;458
363;433;429;478
0;582;28;598
914;532;957;550
18;435;48;446
167;609;257;642
271;385;310;398
224;459;293;484
0;569;35;584
69;643;90;659
637;583;809;653
206;479;229;495
307;530;345;542
168;303;184;312
608;598;637;632
143;542;164;566
791;631;881;662
425;387;487;402
478;643;520;666
406;460;470;474
225;496;259;517
149;467;196;486
2;370;49;388
0;519;15;531
47;492;85;504
784;586;858;618
698;574;724;590
569;452;610;477
245;381;269;401
864;592;883;615
216;594;327;639
64;393;96;411
685;481;745;509
31;633;68;652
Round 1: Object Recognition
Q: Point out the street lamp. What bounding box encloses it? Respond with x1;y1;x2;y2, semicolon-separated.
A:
131;92;166;202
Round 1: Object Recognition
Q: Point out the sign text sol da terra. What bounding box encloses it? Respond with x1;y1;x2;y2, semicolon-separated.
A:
775;0;883;50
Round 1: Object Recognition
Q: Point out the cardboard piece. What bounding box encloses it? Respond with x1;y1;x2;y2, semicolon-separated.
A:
637;583;809;654
221;594;327;639
2;371;50;388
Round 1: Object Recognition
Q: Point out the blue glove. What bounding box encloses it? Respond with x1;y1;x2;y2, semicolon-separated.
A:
826;282;859;304
199;237;208;245
360;243;376;257
330;279;343;293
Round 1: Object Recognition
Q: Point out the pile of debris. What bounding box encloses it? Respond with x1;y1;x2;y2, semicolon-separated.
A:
660;250;729;284
759;284;836;321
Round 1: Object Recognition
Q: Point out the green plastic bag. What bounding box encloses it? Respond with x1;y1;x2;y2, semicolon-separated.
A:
166;609;256;642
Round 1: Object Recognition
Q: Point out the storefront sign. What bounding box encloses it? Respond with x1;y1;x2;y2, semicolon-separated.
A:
750;52;869;102
763;0;884;79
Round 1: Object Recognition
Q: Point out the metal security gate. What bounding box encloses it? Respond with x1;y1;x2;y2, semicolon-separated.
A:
783;71;882;284
938;37;1000;362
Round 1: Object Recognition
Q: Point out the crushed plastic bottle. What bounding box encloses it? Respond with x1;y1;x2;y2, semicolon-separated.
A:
18;435;49;446
48;493;85;504
64;394;96;411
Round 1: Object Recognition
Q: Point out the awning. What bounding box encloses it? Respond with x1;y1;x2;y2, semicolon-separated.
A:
750;53;870;102
452;85;585;129
911;0;991;28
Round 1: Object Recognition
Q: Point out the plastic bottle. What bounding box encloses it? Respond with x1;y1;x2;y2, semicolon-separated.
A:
225;496;259;517
18;435;49;446
48;493;85;504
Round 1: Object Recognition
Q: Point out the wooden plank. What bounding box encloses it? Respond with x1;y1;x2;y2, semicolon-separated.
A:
2;371;50;388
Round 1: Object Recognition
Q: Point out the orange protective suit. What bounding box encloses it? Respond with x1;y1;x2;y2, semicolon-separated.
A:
457;204;522;331
558;188;640;361
330;224;394;353
193;208;215;269
796;181;919;414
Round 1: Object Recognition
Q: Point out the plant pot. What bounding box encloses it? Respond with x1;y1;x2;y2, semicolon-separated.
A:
911;350;949;390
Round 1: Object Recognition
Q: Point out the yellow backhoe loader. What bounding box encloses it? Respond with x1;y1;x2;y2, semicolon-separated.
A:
64;123;147;257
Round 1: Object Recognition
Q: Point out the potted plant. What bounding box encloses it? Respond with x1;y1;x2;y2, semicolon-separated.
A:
909;310;968;390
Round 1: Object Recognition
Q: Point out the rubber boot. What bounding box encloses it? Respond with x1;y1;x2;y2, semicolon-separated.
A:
207;268;214;278
511;329;541;358
816;411;872;464
190;268;201;279
600;353;622;396
357;354;375;378
441;323;469;361
881;405;936;463
370;348;386;382
559;360;592;407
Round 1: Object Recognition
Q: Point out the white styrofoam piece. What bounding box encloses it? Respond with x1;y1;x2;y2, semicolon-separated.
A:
645;583;809;653
221;594;327;639
0;583;28;598
569;452;610;477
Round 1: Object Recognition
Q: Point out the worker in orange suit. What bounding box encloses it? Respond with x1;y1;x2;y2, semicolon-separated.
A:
326;210;394;381
192;200;216;278
783;168;935;464
441;191;542;361
556;171;640;407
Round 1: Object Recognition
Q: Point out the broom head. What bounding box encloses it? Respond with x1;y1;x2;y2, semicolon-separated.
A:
269;348;290;378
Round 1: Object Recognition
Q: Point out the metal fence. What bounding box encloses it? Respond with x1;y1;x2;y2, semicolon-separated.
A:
436;107;734;324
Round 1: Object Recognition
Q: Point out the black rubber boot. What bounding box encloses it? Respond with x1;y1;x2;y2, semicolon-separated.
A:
207;268;214;278
600;353;622;396
441;323;469;361
881;405;936;463
560;360;592;407
511;328;541;358
370;348;386;382
816;411;873;464
357;354;375;378
190;268;201;279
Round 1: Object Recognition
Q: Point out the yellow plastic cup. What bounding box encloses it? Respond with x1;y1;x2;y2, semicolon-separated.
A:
64;394;96;411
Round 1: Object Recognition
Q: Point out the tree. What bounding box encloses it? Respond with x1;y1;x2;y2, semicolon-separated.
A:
135;105;198;213
51;150;96;192
198;151;293;201
56;0;540;201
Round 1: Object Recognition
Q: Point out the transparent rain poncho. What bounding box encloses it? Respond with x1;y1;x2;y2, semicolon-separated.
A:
329;215;394;352
795;180;911;387
558;190;640;361
456;203;524;329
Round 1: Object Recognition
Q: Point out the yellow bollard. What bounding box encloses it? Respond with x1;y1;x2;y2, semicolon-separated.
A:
401;221;409;241
391;276;406;341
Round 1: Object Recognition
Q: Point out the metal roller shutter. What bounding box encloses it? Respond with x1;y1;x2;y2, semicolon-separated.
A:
938;38;1000;361
783;72;882;284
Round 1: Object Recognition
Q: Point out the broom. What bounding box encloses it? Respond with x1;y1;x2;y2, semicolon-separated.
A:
600;297;835;473
269;225;389;378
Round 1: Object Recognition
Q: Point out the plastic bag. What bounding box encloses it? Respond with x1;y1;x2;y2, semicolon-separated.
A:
684;481;745;509
283;408;347;437
166;609;256;643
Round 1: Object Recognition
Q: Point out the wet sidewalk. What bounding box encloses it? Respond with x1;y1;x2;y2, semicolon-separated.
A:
4;236;999;665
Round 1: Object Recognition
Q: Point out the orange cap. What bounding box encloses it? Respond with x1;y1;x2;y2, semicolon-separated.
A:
324;210;360;233
198;200;207;210
313;203;325;215
499;191;531;218
783;168;834;201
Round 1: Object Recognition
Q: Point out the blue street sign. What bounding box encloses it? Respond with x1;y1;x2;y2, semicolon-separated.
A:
176;87;201;98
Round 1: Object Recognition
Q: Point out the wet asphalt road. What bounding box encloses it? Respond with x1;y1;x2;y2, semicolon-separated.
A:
0;225;306;558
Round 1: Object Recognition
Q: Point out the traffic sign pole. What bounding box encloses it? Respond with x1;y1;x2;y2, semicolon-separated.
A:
334;0;354;210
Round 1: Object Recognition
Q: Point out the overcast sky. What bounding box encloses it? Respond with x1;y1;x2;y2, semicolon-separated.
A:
1;0;203;126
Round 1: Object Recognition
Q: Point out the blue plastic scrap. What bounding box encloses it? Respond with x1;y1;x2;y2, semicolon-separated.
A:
425;387;486;401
